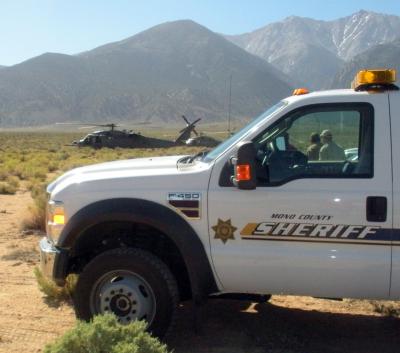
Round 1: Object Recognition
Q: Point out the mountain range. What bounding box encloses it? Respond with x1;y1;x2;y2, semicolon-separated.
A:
226;10;400;89
331;38;400;88
0;10;400;127
0;20;291;127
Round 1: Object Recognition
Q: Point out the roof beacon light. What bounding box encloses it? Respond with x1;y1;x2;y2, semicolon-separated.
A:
351;69;398;91
292;88;309;96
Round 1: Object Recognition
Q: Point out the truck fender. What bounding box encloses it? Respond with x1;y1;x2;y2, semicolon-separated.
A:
56;198;218;303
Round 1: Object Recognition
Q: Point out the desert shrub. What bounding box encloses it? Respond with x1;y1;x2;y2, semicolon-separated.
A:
47;162;59;172
6;175;20;188
43;313;170;353
57;151;70;161
10;163;24;179
21;182;47;231
31;182;47;208
24;164;48;180
0;168;8;181
0;181;17;194
371;301;400;317
21;204;46;230
34;267;77;303
26;178;42;191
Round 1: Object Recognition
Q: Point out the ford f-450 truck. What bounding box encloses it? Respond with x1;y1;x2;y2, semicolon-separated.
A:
40;69;400;337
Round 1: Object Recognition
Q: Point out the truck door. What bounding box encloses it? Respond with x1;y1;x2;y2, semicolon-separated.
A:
389;91;400;299
208;97;392;299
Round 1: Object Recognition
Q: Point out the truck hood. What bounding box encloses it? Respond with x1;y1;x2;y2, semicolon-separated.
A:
47;155;184;194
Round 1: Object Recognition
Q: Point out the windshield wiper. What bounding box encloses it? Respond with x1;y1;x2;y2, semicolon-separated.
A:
177;150;209;166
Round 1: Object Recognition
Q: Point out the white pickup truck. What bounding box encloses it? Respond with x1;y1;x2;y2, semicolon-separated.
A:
40;69;400;337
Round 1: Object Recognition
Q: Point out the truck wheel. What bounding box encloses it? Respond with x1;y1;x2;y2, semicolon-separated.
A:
73;248;179;338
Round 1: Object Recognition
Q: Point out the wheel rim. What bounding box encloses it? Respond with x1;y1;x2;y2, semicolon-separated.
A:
90;270;156;325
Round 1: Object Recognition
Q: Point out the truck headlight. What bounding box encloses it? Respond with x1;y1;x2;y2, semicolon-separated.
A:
46;200;66;244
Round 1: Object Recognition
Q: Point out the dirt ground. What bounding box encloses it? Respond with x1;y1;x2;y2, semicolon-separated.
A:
0;192;399;353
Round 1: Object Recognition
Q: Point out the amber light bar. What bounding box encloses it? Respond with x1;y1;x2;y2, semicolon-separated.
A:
351;69;397;90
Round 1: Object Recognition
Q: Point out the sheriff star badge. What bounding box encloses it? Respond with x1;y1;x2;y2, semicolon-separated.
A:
212;219;237;244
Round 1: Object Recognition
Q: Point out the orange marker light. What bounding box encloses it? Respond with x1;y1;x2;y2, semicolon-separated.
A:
236;164;251;181
292;88;309;96
53;214;65;225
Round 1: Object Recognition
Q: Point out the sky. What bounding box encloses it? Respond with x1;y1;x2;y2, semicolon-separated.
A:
1;0;400;66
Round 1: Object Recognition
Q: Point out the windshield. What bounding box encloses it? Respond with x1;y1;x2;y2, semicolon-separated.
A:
203;101;287;162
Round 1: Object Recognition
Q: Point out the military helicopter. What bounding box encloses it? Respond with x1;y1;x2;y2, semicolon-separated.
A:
175;115;220;147
61;116;220;149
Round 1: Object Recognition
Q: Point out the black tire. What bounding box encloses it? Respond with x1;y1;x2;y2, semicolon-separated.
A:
73;247;179;338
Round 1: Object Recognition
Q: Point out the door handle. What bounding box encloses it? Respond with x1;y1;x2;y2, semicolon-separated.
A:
366;196;387;222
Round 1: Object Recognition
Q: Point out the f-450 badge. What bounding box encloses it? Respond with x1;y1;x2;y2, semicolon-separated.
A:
167;192;201;219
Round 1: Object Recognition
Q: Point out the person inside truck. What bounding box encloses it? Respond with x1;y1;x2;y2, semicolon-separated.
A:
306;132;322;161
319;129;345;161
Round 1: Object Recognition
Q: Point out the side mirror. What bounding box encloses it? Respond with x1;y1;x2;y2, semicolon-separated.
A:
231;141;257;190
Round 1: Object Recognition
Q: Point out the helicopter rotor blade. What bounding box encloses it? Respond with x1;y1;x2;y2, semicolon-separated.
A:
179;118;202;133
56;122;92;126
181;115;190;125
98;123;119;128
56;122;120;128
78;126;97;130
191;118;202;126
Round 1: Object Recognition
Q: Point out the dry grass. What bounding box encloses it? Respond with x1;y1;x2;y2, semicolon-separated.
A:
0;131;205;231
21;183;48;231
34;267;77;304
21;205;46;231
0;181;17;194
0;176;19;194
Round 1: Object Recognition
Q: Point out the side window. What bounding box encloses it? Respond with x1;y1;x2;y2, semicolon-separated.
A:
253;104;374;186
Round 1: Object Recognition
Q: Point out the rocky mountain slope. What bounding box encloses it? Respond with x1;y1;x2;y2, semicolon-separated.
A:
226;11;400;89
0;20;292;127
331;38;400;88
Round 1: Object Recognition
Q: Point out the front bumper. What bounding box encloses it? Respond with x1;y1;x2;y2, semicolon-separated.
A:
39;237;59;280
39;237;70;285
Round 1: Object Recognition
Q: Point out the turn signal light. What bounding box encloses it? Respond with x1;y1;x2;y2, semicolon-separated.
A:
53;214;65;225
352;69;397;90
236;164;251;181
292;88;309;96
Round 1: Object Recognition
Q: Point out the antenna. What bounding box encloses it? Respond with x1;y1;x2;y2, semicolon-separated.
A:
227;73;232;135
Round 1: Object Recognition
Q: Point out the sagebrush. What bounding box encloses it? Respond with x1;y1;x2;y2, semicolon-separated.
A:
43;313;170;353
